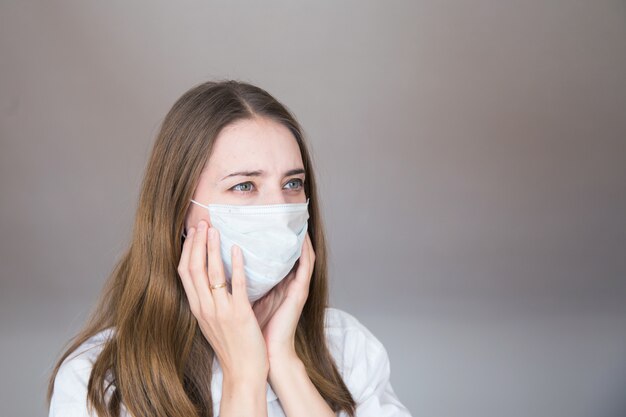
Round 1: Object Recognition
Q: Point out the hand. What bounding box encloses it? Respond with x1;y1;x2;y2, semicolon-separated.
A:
177;220;269;386
252;232;315;362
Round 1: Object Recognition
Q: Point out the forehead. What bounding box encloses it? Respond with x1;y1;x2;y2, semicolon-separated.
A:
206;117;304;177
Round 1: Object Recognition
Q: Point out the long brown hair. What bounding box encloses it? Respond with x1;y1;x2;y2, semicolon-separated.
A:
47;80;356;417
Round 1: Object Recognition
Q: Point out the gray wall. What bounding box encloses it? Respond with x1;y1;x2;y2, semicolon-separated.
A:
1;1;625;416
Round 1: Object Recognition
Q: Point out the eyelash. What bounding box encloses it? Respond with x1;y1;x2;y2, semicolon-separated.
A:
230;178;305;194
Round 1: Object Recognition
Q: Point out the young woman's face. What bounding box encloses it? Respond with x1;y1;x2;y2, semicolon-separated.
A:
185;116;307;230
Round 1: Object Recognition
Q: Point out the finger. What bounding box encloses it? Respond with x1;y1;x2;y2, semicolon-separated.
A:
293;233;313;291
307;232;316;268
206;227;230;308
177;227;200;313
299;234;315;298
231;244;251;306
189;221;214;311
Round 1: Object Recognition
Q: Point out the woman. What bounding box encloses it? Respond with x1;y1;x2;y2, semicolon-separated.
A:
47;80;412;417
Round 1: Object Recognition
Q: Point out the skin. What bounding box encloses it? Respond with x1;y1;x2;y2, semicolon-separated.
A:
177;116;335;417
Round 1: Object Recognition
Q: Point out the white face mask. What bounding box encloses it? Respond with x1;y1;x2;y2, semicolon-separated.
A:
185;198;310;302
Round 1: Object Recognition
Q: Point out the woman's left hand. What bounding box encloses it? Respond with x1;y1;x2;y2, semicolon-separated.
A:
252;232;315;362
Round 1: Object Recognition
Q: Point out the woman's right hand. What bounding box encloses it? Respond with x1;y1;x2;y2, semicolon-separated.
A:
177;220;269;388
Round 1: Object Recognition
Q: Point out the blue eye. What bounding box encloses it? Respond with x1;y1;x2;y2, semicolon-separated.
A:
232;182;254;193
284;178;304;190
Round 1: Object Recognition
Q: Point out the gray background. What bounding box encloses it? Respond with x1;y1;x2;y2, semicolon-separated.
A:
1;1;625;416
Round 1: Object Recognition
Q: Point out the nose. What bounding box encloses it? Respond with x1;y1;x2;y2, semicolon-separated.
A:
258;188;287;205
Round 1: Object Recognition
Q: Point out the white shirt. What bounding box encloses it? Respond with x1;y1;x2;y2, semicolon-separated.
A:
49;307;412;417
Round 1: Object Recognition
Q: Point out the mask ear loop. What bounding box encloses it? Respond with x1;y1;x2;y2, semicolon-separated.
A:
182;199;203;240
181;199;201;240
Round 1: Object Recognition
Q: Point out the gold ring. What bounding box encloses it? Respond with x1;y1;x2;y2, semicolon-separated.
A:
210;282;227;290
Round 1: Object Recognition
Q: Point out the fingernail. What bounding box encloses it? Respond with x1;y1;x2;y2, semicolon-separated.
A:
208;227;216;240
198;221;207;230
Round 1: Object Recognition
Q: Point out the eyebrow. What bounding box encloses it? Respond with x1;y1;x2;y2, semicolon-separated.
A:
220;168;306;181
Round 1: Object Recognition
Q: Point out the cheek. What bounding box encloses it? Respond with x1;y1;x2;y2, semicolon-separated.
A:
287;193;307;204
185;206;212;229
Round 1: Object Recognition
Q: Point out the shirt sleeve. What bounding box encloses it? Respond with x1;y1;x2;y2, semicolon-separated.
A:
330;310;413;417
